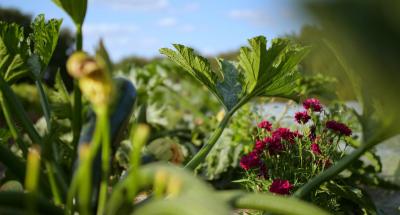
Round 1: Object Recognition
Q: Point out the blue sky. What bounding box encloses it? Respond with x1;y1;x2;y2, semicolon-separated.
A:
0;0;309;61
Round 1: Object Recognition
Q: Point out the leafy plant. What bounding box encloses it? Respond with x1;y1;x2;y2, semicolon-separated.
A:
160;36;309;169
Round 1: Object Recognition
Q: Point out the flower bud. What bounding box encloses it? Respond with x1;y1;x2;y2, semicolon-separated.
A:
79;71;113;106
67;51;114;107
66;51;92;78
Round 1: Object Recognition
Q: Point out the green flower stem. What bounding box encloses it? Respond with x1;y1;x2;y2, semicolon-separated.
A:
72;24;83;153
217;191;330;215
35;80;52;131
25;146;41;215
45;162;62;206
294;141;373;199
0;94;28;155
97;107;110;215
76;24;83;50
67;114;102;215
106;125;149;215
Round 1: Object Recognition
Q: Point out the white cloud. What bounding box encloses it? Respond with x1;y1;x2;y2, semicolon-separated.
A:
228;9;272;27
94;0;169;11
84;23;140;36
183;2;200;12
179;24;195;33
158;17;177;27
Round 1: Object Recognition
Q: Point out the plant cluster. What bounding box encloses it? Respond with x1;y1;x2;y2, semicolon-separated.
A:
237;98;372;211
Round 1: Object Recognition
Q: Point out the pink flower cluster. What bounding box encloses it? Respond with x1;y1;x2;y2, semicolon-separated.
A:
239;151;260;170
295;111;310;124
303;98;323;112
240;120;302;172
326;120;352;136
239;98;352;196
257;120;272;131
311;143;321;155
269;179;294;195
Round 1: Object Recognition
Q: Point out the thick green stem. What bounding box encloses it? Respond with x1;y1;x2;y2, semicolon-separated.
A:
217;191;329;215
97;108;110;215
72;24;83;153
0;76;41;144
294;142;373;198
76;25;83;51
184;97;249;170
0;95;28;155
67;115;102;215
184;111;233;170
35;80;52;131
45;162;62;206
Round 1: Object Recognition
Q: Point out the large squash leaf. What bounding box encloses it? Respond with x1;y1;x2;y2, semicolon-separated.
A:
160;36;309;111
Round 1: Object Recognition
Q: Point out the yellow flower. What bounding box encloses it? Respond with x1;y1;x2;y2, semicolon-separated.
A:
67;51;114;107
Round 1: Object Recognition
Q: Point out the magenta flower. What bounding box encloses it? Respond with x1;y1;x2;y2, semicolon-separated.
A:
326;120;352;136
254;139;267;153
269;179;294;195
303;98;323;112
272;128;301;144
295;111;311;124
265;136;283;155
311;143;321;155
257;120;272;131
240;151;260;170
273;128;291;139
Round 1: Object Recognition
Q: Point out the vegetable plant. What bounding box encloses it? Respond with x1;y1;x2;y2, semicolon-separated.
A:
160;36;309;169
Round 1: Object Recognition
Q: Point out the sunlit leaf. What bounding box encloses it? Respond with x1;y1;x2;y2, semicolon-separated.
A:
160;36;308;111
51;0;87;26
0;22;29;83
29;14;62;76
216;59;242;110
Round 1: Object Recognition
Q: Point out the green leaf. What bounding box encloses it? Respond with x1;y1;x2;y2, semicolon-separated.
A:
48;70;72;119
238;36;267;92
29;14;62;76
326;182;377;214
216;59;242;110
255;39;309;100
0;128;12;144
51;0;87;26
161;36;308;111
0;22;29;83
95;39;113;74
0;181;23;192
160;45;218;93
